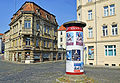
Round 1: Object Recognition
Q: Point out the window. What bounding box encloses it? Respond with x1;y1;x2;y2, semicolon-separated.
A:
61;31;62;35
103;25;108;36
47;27;49;34
36;39;39;47
104;6;108;16
88;0;92;2
46;15;49;20
36;23;39;31
88;28;93;38
88;46;94;60
60;45;62;48
112;24;117;35
60;38;62;42
88;10;92;20
26;38;30;46
20;22;22;30
24;20;31;28
44;26;46;33
25;52;30;59
78;13;80;20
110;4;115;16
105;45;116;56
53;42;55;48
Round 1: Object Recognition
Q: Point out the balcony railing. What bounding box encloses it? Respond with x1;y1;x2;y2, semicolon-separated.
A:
23;45;32;50
20;29;32;35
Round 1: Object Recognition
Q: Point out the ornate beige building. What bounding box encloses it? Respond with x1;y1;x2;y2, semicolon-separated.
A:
4;1;58;63
77;0;120;66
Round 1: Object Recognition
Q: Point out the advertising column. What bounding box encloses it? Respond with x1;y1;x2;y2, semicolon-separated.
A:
64;21;86;75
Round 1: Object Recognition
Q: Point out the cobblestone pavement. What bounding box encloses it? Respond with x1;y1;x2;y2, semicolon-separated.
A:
0;59;120;83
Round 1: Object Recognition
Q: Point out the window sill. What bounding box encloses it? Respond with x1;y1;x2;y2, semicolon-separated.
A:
86;19;94;22
88;59;94;60
101;35;109;38
105;55;116;57
102;14;116;18
87;37;94;39
109;35;119;37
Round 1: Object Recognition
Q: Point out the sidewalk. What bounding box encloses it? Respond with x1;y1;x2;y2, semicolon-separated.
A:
84;64;120;69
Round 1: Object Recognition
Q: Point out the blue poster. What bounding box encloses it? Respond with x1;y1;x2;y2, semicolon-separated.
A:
66;50;72;61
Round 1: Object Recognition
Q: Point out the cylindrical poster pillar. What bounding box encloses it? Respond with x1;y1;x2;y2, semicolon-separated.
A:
63;21;86;75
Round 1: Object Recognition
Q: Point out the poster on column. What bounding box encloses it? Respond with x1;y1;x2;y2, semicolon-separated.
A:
74;61;84;72
66;32;74;46
66;50;72;61
66;49;84;73
72;50;81;61
76;32;83;46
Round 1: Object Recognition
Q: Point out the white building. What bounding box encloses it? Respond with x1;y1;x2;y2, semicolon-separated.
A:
58;25;66;49
57;25;66;60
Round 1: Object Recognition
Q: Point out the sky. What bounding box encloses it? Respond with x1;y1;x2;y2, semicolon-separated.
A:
0;0;77;33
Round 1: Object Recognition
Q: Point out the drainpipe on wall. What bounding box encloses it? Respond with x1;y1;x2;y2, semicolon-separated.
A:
95;0;97;65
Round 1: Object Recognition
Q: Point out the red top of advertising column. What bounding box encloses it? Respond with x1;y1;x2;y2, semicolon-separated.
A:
63;20;86;29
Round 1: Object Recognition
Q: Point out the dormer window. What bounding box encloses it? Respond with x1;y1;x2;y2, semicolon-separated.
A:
46;15;49;20
36;9;40;13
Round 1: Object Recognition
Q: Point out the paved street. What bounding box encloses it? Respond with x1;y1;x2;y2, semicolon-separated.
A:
0;58;120;83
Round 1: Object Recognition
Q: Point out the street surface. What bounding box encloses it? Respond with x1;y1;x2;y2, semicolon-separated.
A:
0;57;120;83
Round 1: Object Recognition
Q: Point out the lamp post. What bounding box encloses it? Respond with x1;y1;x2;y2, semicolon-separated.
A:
63;20;86;75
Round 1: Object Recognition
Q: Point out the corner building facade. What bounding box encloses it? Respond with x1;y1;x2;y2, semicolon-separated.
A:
6;1;58;63
77;0;120;66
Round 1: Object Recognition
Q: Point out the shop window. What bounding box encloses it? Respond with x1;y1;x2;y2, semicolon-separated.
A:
88;46;94;60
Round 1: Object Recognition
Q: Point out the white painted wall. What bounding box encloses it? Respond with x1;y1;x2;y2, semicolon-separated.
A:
58;31;66;49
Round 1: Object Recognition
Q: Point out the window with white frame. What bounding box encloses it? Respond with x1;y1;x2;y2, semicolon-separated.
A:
88;28;93;38
103;25;108;36
20;22;22;30
104;6;108;16
44;26;46;33
112;24;117;35
47;41;49;48
60;38;62;42
24;20;31;28
110;4;115;16
26;38;30;46
105;45;116;56
88;10;92;20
